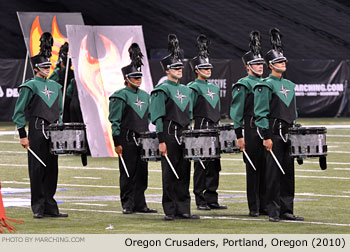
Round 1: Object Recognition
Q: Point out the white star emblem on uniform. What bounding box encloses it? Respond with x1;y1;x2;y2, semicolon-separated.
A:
279;84;291;98
206;88;216;100
134;96;145;110
175;89;186;104
41;85;54;100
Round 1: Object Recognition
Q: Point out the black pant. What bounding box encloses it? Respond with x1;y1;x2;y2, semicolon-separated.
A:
244;117;267;214
265;134;295;218
28;117;59;215
193;159;220;206
192;117;221;206
161;123;191;216
118;130;148;211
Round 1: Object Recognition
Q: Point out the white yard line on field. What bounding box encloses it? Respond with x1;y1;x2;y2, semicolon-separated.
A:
72;203;107;207
1;163;350;180
2;181;350;199
73;177;102;180
56;207;350;227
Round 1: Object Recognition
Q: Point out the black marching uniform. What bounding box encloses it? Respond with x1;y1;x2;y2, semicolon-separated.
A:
150;34;197;220
12;54;65;218
254;28;303;222
230;31;266;216
109;86;151;213
150;80;192;217
187;35;226;210
109;43;156;214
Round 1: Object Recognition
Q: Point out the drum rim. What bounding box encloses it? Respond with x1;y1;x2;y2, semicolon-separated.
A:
182;129;219;135
215;123;234;129
48;122;86;129
288;126;327;134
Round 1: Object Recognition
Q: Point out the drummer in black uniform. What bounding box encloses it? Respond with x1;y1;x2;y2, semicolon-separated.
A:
187;35;226;211
254;28;304;222
109;43;157;214
230;31;267;217
12;32;68;219
150;34;199;220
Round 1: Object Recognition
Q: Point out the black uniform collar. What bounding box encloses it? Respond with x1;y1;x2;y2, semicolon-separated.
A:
269;74;283;81
34;76;47;82
195;78;208;85
125;85;138;93
247;74;261;81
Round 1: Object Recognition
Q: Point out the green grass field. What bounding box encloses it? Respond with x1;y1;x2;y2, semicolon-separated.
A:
0;118;350;234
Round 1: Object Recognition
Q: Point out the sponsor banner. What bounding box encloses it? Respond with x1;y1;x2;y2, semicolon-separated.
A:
285;60;350;117
67;25;153;157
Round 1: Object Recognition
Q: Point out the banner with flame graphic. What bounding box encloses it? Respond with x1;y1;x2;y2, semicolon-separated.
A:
66;25;153;157
17;12;84;75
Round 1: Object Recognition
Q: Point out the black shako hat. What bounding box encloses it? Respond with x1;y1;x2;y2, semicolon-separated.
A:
242;30;265;65
31;32;53;69
190;34;213;71
121;43;143;79
264;28;287;65
160;34;184;71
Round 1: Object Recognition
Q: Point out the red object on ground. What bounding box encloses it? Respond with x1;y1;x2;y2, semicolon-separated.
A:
0;182;23;233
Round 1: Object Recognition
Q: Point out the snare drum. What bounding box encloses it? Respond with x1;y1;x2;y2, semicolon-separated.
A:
182;129;220;160
215;123;240;153
139;131;161;161
288;127;327;158
47;123;87;155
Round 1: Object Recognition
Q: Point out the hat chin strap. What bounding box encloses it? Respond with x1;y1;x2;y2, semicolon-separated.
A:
270;63;286;72
126;76;140;88
196;67;211;78
169;69;182;79
37;67;49;77
248;65;263;76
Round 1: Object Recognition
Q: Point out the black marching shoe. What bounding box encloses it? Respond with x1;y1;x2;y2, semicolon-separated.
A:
44;212;68;218
259;210;269;216
164;215;176;221
269;216;280;222
197;205;211;210
33;213;44;219
122;208;134;214
208;203;227;210
135;207;157;213
176;214;200;219
280;213;304;221
249;211;259;217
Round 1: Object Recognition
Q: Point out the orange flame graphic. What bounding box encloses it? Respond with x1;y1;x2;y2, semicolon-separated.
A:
29;16;67;74
78;34;134;156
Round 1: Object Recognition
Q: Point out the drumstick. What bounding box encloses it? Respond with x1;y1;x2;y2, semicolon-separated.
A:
26;147;46;167
269;150;285;175
164;154;179;179
118;154;130;178
243;150;256;171
199;159;206;170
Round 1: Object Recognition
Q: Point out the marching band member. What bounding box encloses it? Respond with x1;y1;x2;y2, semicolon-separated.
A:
230;31;267;217
109;43;156;215
150;34;199;221
188;35;226;211
12;32;67;219
253;28;304;222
